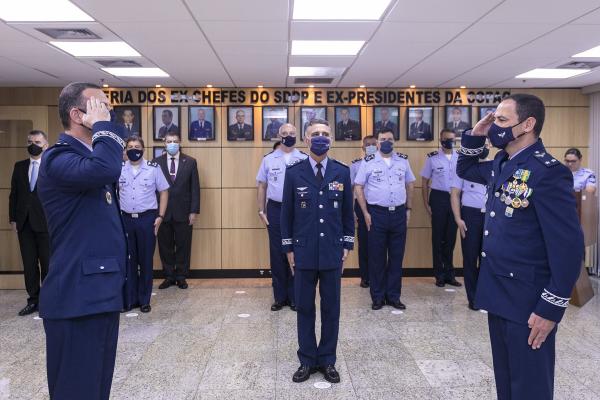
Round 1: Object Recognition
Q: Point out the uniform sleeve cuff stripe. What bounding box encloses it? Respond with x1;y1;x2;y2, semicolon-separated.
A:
541;289;570;308
458;146;484;156
282;238;292;245
343;236;355;243
92;131;125;149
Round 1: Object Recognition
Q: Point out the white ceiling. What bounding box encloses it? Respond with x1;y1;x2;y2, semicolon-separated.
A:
1;0;600;88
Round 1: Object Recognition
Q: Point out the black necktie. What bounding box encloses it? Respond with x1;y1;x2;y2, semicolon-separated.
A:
316;163;323;184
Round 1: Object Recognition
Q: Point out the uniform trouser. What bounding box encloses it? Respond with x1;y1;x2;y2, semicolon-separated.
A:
267;200;294;304
488;313;556;400
429;189;458;281
354;200;369;282
17;218;49;305
157;219;193;281
44;312;120;400
367;204;407;303
460;206;484;306
295;268;342;367
123;210;157;307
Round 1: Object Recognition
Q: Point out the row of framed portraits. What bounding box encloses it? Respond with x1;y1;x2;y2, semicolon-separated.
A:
114;105;498;142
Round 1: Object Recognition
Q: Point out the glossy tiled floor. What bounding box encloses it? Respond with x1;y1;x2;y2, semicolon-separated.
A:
1;277;599;400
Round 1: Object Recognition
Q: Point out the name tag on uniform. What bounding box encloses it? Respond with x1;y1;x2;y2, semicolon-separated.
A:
334;201;338;208
328;181;344;191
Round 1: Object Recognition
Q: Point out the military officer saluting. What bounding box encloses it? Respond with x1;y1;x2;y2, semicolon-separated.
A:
457;94;584;400
354;128;415;310
563;148;596;194
256;123;307;311
350;135;378;288
281;118;354;384
119;135;169;313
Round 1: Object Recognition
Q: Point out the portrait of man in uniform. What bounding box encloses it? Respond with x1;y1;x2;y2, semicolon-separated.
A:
188;106;215;141
479;106;497;120
114;106;141;137
373;106;399;139
227;106;254;141
301;107;327;139
407;107;433;141
445;106;471;134
153;106;180;141
262;106;288;141
335;106;361;141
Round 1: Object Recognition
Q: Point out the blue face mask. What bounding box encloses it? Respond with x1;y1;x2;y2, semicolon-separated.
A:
488;120;527;149
166;143;179;156
365;144;377;156
379;140;394;154
310;136;330;156
281;135;296;147
441;139;454;150
126;149;143;162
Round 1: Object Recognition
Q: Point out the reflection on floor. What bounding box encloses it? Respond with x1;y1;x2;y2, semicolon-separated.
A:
1;277;599;399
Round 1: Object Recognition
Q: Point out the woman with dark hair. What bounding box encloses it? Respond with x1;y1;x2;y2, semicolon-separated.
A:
564;148;596;193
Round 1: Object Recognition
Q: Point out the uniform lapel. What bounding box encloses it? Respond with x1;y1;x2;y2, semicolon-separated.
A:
494;141;544;190
299;158;319;189
320;159;336;189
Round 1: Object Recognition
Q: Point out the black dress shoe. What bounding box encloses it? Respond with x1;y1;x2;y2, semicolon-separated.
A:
292;365;317;383
468;303;480;311
360;279;369;288
435;279;445;287
446;279;462;287
289;303;297;312
176;279;188;289
18;303;38;316
320;365;340;383
271;302;284;311
158;279;174;289
371;301;384;310
388;300;406;310
140;304;151;313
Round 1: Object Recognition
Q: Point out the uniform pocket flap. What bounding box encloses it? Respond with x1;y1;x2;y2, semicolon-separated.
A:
294;237;306;247
82;257;120;275
493;265;534;283
328;191;341;199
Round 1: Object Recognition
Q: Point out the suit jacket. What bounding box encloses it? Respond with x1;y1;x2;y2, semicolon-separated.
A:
457;133;583;324
409;121;432;140
374;120;398;137
154;153;200;222
9;159;48;232
158;124;179;139
189;120;213;140
281;158;354;270
447;120;470;133
120;123;140;136
37;123;127;319
336;119;361;140
228;123;253;140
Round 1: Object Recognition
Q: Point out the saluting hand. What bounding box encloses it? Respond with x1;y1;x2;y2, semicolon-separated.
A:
81;96;110;128
287;252;295;276
527;312;556;350
472;111;495;136
457;219;467;239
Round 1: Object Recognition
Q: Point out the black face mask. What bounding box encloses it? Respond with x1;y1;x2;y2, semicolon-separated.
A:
27;143;43;156
126;149;143;162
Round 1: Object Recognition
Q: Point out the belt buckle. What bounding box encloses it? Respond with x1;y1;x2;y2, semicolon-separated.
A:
388;206;395;211
131;213;139;218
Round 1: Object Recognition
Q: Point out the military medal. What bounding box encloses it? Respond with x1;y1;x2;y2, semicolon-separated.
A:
521;198;529;208
504;196;512;206
505;206;514;218
511;197;522;209
105;191;112;204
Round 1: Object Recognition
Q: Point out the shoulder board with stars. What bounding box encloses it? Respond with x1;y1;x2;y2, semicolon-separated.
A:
396;152;408;159
533;150;560;168
332;158;349;168
263;150;274;158
351;157;363;164
287;158;303;168
147;160;159;167
55;141;70;147
427;151;438;158
299;150;308;156
364;154;375;162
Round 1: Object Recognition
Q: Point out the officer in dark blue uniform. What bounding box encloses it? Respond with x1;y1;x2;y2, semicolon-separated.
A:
281;118;354;384
37;83;128;400
457;94;584;400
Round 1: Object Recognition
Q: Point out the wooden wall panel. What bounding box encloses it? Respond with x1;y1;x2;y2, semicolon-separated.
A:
194;188;221;229
0;230;23;271
153;229;221;270
0;189;11;227
222;229;270;269
180;148;222;188
222;188;262;229
222;147;271;187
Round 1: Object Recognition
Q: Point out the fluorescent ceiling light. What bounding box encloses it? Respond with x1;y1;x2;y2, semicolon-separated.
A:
0;0;93;22
291;40;364;56
289;67;345;76
102;68;169;77
515;68;589;79
573;45;600;58
293;0;391;20
50;41;141;57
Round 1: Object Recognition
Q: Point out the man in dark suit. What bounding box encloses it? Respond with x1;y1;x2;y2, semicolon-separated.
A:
37;83;128;399
9;129;50;316
336;108;361;140
409;109;432;140
158;109;179;139
120;108;139;136
189;108;213;140
228;109;253;140
374;108;398;137
447;107;470;134
154;132;200;289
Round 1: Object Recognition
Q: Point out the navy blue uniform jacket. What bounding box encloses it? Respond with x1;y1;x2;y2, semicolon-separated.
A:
37;122;127;319
457;132;583;324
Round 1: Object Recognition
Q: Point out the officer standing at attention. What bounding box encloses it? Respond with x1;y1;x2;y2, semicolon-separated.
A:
281;118;354;384
119;135;169;313
457;94;583;400
421;129;462;288
563;148;596;194
256;123;307;311
37;83;127;400
450;146;489;311
350;135;378;288
354;128;415;310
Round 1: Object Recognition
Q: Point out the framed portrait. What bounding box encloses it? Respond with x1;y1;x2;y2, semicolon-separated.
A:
114;106;142;137
153;106;181;141
334;106;361;141
478;106;497;120
188;106;215;141
300;106;327;139
373;106;399;140
445;105;472;134
227;106;254;141
406;107;434;141
152;146;165;160
262;106;288;141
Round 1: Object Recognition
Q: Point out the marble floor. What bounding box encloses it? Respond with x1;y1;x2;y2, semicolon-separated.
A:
1;277;599;400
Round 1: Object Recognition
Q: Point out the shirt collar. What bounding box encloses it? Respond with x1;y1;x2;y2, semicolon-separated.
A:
509;142;535;160
126;158;148;170
73;137;93;152
168;152;180;160
29;157;41;165
308;155;328;172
